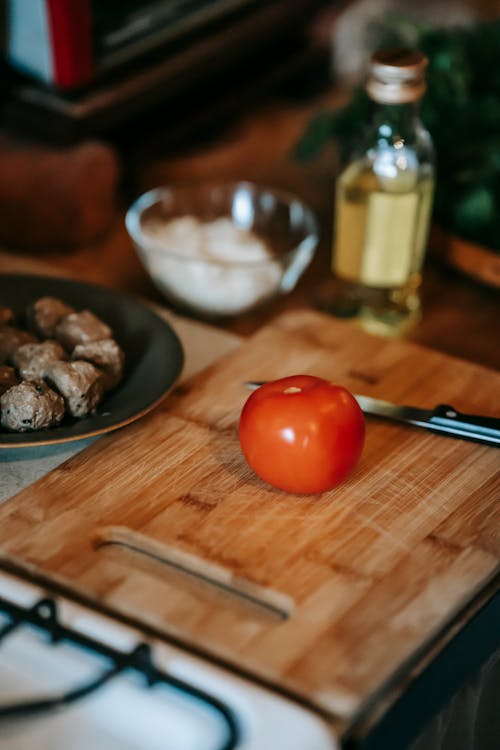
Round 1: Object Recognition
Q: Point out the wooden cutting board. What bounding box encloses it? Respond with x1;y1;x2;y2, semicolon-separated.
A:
0;309;498;731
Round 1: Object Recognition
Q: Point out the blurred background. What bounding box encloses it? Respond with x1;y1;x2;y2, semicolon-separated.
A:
0;0;498;301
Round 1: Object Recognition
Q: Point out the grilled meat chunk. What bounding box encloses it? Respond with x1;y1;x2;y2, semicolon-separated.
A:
0;306;14;326
55;310;112;351
1;296;124;433
0;327;38;365
72;338;124;390
0;380;65;431
27;297;75;338
46;360;104;417
12;340;67;381
0;365;19;396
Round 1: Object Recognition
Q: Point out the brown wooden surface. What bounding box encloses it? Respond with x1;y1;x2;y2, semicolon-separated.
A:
1;87;498;372
0;309;498;729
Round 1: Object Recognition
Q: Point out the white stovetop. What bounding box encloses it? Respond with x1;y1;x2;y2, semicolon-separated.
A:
0;572;338;750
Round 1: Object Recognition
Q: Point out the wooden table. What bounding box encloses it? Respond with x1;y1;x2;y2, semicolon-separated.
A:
2;90;499;371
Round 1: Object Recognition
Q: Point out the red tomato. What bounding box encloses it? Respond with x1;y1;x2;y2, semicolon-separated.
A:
238;374;365;494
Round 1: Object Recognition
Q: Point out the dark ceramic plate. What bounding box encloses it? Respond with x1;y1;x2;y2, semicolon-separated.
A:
0;274;184;448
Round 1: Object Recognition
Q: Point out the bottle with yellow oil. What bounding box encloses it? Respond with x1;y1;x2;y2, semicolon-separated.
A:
330;49;434;336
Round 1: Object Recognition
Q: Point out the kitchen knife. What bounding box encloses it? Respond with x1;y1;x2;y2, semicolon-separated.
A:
244;383;500;447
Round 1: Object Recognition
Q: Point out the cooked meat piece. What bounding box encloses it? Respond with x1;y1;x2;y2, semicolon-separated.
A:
72;338;124;390
0;365;19;396
1;380;65;431
26;296;75;338
0;327;38;365
46;360;104;417
55;310;112;351
0;306;14;326
12;340;67;381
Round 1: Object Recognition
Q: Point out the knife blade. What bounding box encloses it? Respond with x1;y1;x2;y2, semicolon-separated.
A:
244;382;500;447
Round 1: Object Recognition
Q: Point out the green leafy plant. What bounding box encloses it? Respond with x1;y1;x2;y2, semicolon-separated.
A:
296;19;500;252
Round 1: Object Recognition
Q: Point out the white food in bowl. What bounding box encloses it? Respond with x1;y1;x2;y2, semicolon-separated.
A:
140;216;283;315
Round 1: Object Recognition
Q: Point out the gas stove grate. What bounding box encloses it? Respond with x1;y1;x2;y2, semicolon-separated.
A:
0;592;240;750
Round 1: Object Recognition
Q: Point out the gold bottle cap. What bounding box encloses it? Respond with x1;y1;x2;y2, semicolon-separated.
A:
366;49;428;104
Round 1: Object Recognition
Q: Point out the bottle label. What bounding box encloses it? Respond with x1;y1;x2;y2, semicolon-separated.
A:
362;191;418;286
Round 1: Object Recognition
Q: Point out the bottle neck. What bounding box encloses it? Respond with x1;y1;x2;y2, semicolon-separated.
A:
371;100;422;144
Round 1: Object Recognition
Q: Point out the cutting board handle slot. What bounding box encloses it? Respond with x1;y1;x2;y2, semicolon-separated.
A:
94;526;293;621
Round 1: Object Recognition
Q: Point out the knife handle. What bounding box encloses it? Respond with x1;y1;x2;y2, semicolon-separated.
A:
428;404;500;447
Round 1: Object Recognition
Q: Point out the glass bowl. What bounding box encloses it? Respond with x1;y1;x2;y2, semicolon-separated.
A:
125;182;319;317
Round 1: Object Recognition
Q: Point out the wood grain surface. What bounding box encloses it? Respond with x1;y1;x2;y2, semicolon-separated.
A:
0;309;498;729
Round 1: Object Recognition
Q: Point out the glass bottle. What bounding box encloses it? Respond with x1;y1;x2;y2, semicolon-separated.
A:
330;49;435;336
